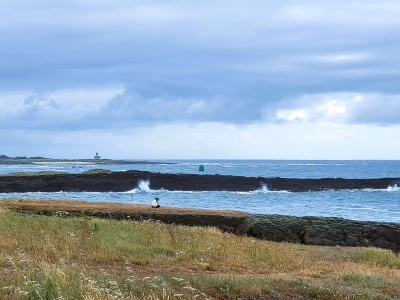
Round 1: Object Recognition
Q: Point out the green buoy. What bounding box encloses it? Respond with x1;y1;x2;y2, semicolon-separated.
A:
199;164;204;171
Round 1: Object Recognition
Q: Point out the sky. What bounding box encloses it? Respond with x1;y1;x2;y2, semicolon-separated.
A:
1;0;400;160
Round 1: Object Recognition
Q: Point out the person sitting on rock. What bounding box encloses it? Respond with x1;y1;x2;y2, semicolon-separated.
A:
151;197;160;208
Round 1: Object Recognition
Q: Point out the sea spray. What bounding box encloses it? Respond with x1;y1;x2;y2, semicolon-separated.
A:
138;180;151;192
125;180;151;193
387;184;399;192
235;184;290;195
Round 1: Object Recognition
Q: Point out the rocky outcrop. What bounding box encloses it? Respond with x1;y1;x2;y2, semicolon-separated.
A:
89;210;248;235
0;170;399;192
4;197;399;251
85;210;400;252
245;215;400;251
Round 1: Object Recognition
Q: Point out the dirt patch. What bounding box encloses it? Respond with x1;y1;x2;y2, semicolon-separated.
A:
0;198;249;216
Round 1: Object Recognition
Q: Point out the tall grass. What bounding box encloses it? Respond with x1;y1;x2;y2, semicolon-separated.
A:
1;208;400;299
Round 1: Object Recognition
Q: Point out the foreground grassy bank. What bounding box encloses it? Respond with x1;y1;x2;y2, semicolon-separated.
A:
1;202;400;299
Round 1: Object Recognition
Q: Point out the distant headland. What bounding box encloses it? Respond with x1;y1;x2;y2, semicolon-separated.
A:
0;154;165;165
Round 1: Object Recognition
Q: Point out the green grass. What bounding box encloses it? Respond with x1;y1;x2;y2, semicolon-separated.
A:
351;248;400;268
83;168;112;174
1;207;400;299
0;171;68;176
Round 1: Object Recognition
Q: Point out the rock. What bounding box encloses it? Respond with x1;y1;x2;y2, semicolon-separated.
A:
85;210;400;251
5;198;400;251
0;170;399;192
244;215;400;251
245;215;304;243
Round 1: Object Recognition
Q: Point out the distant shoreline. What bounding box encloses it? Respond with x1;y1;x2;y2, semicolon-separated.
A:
32;161;96;165
0;155;171;165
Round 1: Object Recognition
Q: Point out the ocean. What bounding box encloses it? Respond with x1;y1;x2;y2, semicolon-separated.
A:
0;160;399;223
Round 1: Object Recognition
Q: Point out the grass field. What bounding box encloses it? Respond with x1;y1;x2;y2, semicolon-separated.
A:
1;199;400;299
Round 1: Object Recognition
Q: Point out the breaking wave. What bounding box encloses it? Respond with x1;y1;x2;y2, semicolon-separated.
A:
387;184;399;192
361;184;399;192
235;184;290;195
122;181;399;195
125;180;152;193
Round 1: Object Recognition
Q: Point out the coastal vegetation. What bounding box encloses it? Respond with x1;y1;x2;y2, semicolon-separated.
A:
0;171;69;177
0;169;113;176
0;199;400;299
0;154;160;165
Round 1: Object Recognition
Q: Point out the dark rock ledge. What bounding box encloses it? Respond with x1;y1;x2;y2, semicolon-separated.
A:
0;169;399;192
4;199;399;251
88;211;400;252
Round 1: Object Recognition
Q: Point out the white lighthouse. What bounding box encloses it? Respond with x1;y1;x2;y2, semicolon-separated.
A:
94;152;101;160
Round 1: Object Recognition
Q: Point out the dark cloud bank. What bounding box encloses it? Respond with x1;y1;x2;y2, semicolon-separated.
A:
1;1;400;130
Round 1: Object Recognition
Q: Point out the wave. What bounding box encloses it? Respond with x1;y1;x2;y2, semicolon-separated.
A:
124;180;152;193
359;184;399;193
168;190;209;194
121;180;399;195
181;162;223;167
235;184;290;195
387;184;399;192
122;180;295;195
286;163;346;166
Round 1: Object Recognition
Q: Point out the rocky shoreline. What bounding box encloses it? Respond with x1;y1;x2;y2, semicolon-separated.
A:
1;170;399;252
96;212;400;251
2;199;399;252
90;211;400;252
0;169;399;192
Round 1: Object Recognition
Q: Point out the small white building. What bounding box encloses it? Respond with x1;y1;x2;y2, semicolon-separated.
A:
94;152;101;160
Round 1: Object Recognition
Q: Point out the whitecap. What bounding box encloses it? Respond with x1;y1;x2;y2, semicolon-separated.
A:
235;184;290;195
168;190;208;194
387;184;399;192
125;180;152;193
357;186;399;192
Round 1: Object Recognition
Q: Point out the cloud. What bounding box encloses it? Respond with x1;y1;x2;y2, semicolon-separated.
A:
1;0;400;161
22;92;59;120
271;93;400;126
1;88;400;131
97;89;265;125
0;87;123;129
346;94;400;125
1;0;400;97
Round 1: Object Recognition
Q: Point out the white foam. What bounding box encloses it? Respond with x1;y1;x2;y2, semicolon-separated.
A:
387;184;399;192
286;163;346;166
138;180;151;192
360;184;399;192
168;190;207;194
235;184;290;195
260;184;269;193
125;180;151;193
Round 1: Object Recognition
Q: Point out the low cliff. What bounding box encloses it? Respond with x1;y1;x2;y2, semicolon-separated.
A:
245;214;400;251
90;211;400;252
0;169;399;192
3;199;398;252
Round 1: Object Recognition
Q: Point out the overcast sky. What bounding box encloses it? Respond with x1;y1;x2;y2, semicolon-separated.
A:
1;0;400;159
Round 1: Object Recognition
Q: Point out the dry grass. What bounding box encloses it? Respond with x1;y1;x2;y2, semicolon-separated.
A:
1;198;400;299
0;197;249;216
0;171;69;176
